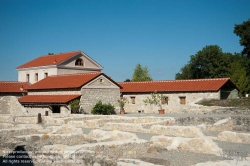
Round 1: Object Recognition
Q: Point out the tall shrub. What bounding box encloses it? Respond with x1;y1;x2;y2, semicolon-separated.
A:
91;101;115;115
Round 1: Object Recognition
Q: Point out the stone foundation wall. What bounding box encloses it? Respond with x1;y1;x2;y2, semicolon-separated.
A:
80;88;120;113
176;116;250;132
122;91;219;113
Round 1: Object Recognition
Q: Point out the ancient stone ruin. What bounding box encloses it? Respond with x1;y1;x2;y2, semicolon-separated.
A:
0;96;250;166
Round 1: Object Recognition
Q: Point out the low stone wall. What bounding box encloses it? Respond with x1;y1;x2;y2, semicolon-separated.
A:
176;116;227;126
0;115;14;123
217;131;250;144
15;134;87;148
209;108;250;115
15;116;38;124
149;125;204;138
0;128;38;138
42;139;150;160
103;122;148;133
43;116;66;125
197;118;234;132
86;129;139;142
231;116;250;131
176;116;250;132
0;123;14;129
150;135;222;156
30;149;117;166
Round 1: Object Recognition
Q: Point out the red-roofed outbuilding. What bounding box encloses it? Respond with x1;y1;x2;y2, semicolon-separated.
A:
117;78;239;113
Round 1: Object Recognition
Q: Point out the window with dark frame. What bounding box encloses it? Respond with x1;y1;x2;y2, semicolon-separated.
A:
179;96;186;104
75;58;84;66
26;74;29;83
35;73;38;81
131;97;135;104
44;72;48;78
161;97;168;105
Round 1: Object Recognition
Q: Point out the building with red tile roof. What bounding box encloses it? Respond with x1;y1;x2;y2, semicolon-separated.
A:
1;49;239;115
16;50;103;84
18;72;121;114
118;78;237;93
0;81;30;97
117;78;239;114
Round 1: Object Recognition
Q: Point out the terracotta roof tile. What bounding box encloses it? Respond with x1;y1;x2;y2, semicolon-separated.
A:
0;81;30;93
27;72;102;90
118;78;232;93
16;50;81;69
18;95;81;103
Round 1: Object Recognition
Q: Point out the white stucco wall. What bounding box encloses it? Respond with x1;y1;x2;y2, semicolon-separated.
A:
17;67;57;84
61;54;101;69
122;91;220;113
57;68;98;75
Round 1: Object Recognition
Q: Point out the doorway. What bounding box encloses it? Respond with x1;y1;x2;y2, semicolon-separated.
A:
52;105;60;113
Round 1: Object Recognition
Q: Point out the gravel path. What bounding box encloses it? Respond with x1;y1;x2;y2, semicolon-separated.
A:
139;150;221;166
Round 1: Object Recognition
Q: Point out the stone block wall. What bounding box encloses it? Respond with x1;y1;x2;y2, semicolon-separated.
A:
80;88;120;113
26;107;52;116
122;91;219;113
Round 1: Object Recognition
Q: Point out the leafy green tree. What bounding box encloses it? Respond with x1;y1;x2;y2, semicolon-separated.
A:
229;57;250;95
175;45;250;95
131;63;152;81
234;19;250;57
175;45;231;79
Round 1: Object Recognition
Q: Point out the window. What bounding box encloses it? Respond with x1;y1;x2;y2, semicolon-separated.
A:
44;73;48;78
35;73;38;81
26;74;29;83
75;58;84;66
131;97;135;104
179;96;186;104
99;78;103;82
161;97;168;105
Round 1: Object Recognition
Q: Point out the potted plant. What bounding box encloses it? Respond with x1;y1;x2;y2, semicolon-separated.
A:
143;91;167;114
117;97;127;114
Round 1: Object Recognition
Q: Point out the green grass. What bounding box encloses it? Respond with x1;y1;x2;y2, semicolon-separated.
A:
199;97;250;109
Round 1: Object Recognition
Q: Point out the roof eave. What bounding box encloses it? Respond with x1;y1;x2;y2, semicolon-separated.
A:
16;65;58;70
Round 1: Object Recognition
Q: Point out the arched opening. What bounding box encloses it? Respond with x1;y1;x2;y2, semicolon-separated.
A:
75;58;84;66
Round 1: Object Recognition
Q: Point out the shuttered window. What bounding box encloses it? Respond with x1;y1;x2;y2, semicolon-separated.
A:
179;96;186;104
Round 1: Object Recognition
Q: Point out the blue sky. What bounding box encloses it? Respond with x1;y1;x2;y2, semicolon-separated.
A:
0;0;250;82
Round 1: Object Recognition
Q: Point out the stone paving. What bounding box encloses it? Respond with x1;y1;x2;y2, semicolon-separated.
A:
0;111;250;166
